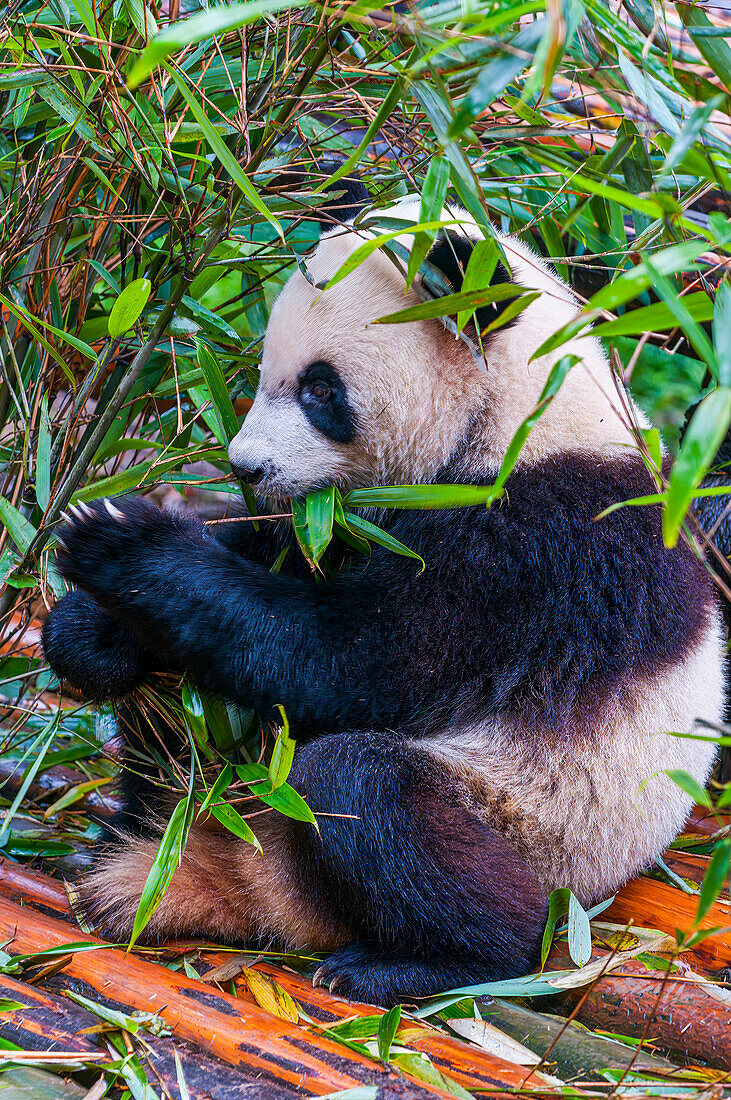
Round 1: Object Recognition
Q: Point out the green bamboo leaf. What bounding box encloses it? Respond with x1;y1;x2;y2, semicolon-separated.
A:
200;693;236;754
121;0;158;39
183;296;240;343
128;791;194;950
36;393;51;512
697;839;730;922
456;238;498;333
677;3;731;89
663;387;731;547
406;158;450;289
0;497;37;555
235;762;271;785
541;887;570;967
377;1004;402;1064
0;292;78;382
448;23;544;137
645;262;717;375
292;487;336;567
108;278;152;337
665;769;712;809
713;282;731;388
324;220;458;291
269;706;295;790
567;892;592;967
305;488;336;564
251;779;318;827
333;498;371;556
127;0;301;87
196;341;239;443
390;1053;473;1099
492;356;576;496
375;282;524;325
198;762;234;815
340;511;424;567
165;67;282;238
209;799;261;848
344;484;499;509
181;684;212;761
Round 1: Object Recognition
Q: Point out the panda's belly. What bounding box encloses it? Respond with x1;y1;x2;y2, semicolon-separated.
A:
417;615;724;906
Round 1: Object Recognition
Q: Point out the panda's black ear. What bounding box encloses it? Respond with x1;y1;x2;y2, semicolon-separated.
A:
315;164;370;227
265;160;369;227
425;229;517;335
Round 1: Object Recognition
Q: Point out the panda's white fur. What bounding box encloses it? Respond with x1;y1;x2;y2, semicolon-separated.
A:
230;201;723;906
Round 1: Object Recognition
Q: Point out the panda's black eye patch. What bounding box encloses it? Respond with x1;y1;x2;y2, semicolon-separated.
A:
297;361;356;444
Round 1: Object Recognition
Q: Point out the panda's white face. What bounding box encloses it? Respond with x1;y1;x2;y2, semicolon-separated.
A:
228;227;484;500
228;204;644;500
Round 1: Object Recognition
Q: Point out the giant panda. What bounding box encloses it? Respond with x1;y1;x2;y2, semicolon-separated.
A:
42;195;725;1006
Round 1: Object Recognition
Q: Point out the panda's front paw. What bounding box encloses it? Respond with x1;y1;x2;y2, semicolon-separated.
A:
42;590;155;701
55;496;202;609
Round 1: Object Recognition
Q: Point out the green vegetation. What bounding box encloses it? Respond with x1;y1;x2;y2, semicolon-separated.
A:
1;0;731;1093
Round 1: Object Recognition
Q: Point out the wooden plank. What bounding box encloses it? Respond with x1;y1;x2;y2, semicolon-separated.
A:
0;893;530;1098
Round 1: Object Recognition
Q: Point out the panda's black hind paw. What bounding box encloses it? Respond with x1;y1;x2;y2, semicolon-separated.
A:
313;940;491;1007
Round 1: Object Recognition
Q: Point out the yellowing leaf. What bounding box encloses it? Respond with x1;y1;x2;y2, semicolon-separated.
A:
242;967;300;1022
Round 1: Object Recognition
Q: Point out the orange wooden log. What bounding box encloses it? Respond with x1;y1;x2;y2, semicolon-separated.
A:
0;972;323;1100
0;856;70;914
234;963;549;1095
605;877;731;972
685;805;731;837
0;893;532;1098
548;946;731;1069
0;972;101;1055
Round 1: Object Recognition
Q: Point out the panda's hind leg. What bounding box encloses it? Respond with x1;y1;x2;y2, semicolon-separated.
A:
80;731;548;1005
281;731;548;1004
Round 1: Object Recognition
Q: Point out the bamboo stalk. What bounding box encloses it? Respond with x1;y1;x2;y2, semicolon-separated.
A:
0;893;528;1098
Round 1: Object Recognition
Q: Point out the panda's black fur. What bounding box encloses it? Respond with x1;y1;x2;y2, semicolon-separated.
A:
42;195;723;1006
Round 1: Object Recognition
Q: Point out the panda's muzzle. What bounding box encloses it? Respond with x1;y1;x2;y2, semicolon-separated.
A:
230;459;271;486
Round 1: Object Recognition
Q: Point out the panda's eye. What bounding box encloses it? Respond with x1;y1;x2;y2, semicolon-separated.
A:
297;360;356;443
307;380;332;404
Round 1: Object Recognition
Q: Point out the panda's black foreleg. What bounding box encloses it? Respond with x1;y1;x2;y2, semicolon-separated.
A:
284;731;548;1005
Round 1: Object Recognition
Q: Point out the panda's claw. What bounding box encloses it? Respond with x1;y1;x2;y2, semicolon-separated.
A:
78;500;93;517
312;965;327;989
104;498;125;521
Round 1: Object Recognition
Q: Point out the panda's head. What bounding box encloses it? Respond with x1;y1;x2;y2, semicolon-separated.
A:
228;200;639;500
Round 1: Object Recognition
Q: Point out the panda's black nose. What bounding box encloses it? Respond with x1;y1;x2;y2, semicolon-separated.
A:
231;461;266;485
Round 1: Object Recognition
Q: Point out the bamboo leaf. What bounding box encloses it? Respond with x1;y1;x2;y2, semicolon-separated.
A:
268;706;295;790
108;278;152;337
196;340;239;443
128;0;301;86
663;387;731;547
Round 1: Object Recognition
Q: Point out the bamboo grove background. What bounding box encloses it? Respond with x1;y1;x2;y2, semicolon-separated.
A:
1;0;731;1094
